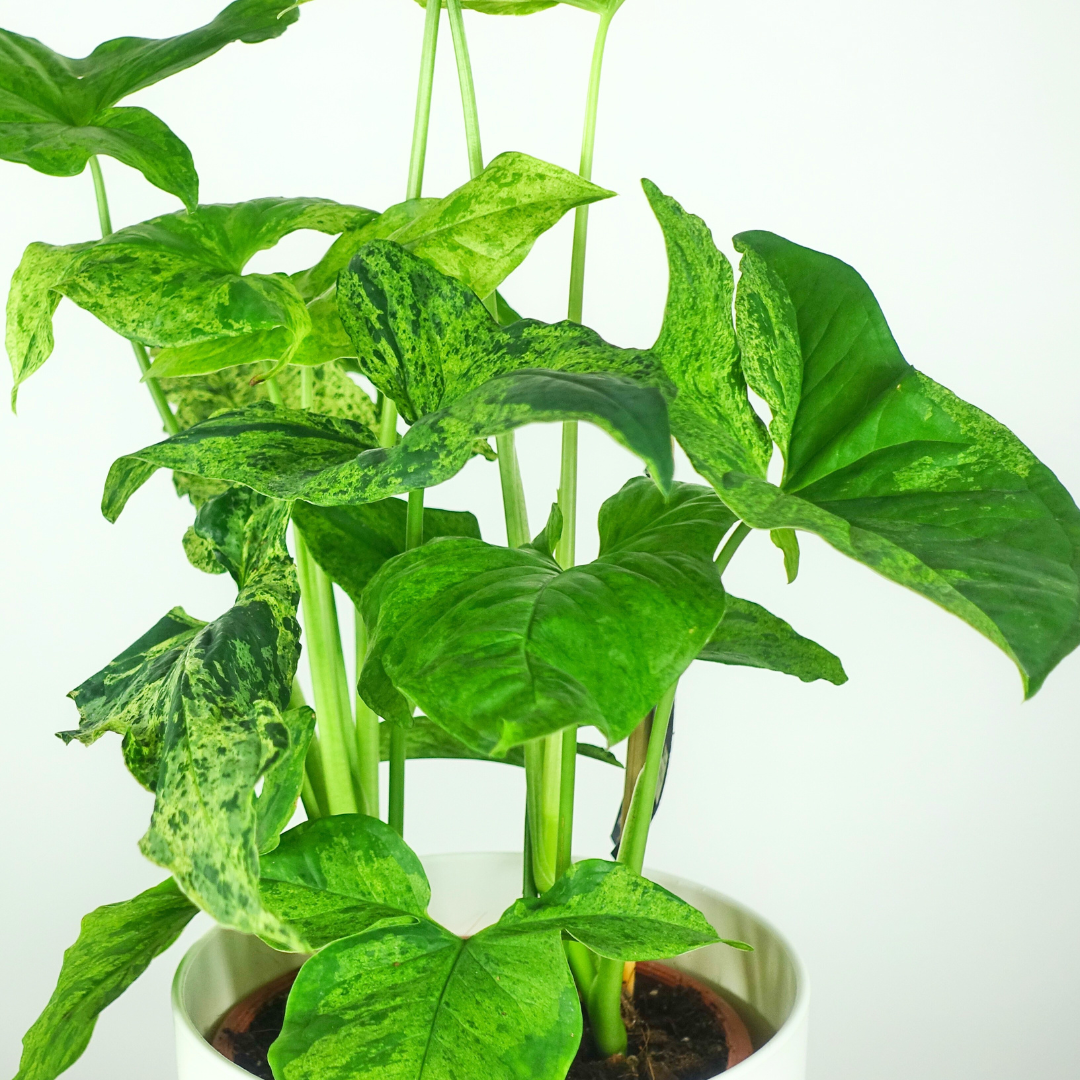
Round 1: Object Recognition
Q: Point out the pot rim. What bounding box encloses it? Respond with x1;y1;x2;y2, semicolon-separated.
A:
172;852;810;1079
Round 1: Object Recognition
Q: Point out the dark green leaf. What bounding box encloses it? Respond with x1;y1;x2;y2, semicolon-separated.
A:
360;479;727;752
729;230;1080;696
13;879;197;1080
770;528;800;582
269;920;580;1080
64;497;302;941
259;815;430;950
102;368;672;521
698;595;847;685
256;705;316;855
292;497;481;607
377;717;621;768
387;151;613;300
0;1;302;205
494;860;738;957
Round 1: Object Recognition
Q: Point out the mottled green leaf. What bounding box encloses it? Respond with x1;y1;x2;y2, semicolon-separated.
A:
494;860;736;957
6;241;92;408
728;231;1080;695
259;815;430;951
377;717;621;769
292;497;481;606
269;920;580;1080
61;607;207;789
0;0;302;205
64;496;302;940
256;705;316;855
102;369;672;521
13;879;197;1080
698;595;847;685
360;479;727;752
387;151;613;300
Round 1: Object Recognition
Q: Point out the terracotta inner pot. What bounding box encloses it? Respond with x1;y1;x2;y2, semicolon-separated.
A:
212;961;754;1075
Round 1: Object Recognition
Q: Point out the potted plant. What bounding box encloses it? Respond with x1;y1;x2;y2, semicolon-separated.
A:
4;2;1078;1079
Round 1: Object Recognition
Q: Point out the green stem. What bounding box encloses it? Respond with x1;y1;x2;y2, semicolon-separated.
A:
88;156;179;436
294;528;358;816
556;726;577;878
389;724;406;836
589;680;677;1057
446;0;483;179
354;608;380;818
524;736;562;893
496;433;530;548
523;811;538;898
407;0;442;202
715;522;751;575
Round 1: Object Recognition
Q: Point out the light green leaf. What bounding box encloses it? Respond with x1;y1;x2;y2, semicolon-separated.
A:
770;527;800;582
64;496;303;941
259;815;430;951
6;241;93;409
525;503;564;558
698;595;847;685
493;860;738;957
388;151;614;300
292;497;481;607
13;879;197;1080
360;479;728;752
377;717;622;769
102;369;672;521
728;230;1080;696
269;920;580;1080
0;0;303;205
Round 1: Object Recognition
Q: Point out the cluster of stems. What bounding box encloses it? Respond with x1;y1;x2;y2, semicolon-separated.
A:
89;0;737;1061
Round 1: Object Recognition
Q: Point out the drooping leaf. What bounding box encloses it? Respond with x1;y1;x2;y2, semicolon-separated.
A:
256;705;316;855
270;920;580;1080
770;528;800;582
525;503;563;558
9;198;375;399
292;497;482;606
63;496;303;941
377;717;622;769
386;151;614;300
102;369;673;521
259;815;430;951
360;479;728;753
698;595;847;685
0;0;302;206
493;859;740;957
13;879;197;1080
727;231;1080;696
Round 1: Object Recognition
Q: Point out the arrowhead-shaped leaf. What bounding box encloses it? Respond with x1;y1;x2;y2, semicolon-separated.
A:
728;231;1080;696
360;478;728;753
698;595;847;685
13;879;197;1080
102;368;672;521
0;0;302;205
292;497;481;607
259;815;431;951
63;495;304;941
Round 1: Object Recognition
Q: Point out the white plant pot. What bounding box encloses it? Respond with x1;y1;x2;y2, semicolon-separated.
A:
173;853;808;1080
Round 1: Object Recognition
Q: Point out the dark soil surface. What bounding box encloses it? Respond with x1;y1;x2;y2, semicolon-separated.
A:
214;967;729;1080
568;969;729;1080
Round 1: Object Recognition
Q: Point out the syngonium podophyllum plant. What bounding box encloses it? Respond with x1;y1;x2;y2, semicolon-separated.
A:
6;1;1080;1078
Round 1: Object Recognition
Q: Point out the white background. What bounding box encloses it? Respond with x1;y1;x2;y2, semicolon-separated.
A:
1;1;1078;1077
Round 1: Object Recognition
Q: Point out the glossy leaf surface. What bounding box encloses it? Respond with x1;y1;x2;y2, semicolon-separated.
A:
728;231;1080;695
0;0;301;205
360;479;727;752
377;717;621;769
13;879;197;1080
103;368;672;520
64;497;303;940
699;595;847;685
270;920;579;1080
259;815;430;950
292;497;482;606
494;859;735;957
